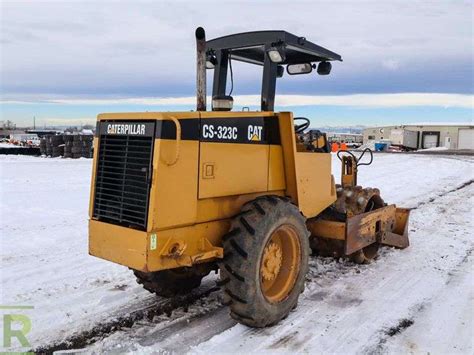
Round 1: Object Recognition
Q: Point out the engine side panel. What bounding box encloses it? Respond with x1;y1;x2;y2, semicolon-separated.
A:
89;111;336;272
295;152;336;218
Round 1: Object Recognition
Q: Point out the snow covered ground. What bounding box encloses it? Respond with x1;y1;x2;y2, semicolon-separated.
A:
0;153;473;354
0;142;19;148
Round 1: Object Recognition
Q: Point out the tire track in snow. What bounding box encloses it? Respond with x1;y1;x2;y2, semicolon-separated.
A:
192;183;474;354
34;253;377;353
35;178;474;354
33;282;221;354
365;245;473;355
410;179;473;210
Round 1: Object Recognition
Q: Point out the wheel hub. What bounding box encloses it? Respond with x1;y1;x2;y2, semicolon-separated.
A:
261;242;283;281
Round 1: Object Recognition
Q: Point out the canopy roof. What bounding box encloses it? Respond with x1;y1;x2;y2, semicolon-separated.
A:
206;30;342;65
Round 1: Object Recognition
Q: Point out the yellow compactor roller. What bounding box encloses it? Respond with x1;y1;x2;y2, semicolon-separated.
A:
89;28;409;327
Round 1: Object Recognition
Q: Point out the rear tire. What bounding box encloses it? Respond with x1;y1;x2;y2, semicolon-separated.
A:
134;267;205;298
219;195;310;327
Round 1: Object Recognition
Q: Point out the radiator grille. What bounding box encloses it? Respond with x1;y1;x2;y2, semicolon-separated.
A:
93;123;154;230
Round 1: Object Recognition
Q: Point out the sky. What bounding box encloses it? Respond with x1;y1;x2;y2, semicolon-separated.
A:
0;0;472;127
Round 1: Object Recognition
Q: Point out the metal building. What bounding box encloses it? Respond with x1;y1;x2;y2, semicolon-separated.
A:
326;132;363;144
363;123;474;150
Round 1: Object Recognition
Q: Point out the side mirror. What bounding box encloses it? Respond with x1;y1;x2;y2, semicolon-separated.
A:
286;63;313;75
317;61;332;75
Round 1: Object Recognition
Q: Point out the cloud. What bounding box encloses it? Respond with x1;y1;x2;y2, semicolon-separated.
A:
381;59;400;71
0;1;472;97
276;93;473;109
3;93;472;109
33;117;96;127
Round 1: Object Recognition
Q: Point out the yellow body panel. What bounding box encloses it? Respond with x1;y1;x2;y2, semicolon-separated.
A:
295;152;336;217
89;220;148;270
195;191;284;223
89;111;336;271
88;136;99;218
151;139;199;230
277;112;299;202
199;142;269;198
268;145;286;191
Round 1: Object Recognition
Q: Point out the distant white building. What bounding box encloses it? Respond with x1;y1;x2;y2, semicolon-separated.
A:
326;132;363;144
363;123;474;150
81;129;94;135
10;133;40;143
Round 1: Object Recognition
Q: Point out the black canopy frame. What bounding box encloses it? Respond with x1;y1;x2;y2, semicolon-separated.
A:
206;31;342;111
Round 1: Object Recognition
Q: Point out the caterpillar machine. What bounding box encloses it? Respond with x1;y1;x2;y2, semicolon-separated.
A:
89;27;410;327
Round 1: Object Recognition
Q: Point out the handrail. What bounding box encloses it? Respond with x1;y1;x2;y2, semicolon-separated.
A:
337;148;373;167
161;116;181;166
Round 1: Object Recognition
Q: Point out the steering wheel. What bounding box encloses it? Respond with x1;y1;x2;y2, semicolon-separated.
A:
294;117;310;133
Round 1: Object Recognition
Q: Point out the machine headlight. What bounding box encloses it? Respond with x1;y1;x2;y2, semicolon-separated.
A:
212;95;234;111
266;47;286;63
206;54;217;69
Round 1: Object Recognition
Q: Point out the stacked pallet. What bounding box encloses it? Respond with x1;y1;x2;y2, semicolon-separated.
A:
45;136;52;156
51;135;64;157
63;135;74;158
39;138;47;155
71;135;83;159
81;135;94;158
40;134;94;158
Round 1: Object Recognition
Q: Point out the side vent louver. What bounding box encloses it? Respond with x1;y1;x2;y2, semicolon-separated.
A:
93;121;155;230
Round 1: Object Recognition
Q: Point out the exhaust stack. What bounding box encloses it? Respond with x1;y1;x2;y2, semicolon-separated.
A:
195;27;206;111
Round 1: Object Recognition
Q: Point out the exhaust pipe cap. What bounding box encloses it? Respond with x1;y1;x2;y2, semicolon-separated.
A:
196;27;206;40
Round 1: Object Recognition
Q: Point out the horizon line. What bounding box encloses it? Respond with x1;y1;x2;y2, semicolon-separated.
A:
2;93;473;109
